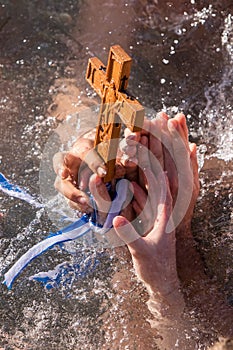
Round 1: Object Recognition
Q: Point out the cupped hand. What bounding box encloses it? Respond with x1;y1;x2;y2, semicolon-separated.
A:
113;170;180;298
124;112;200;232
53;128;141;214
53;136;107;213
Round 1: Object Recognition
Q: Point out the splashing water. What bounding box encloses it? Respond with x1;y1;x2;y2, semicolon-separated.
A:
0;1;233;349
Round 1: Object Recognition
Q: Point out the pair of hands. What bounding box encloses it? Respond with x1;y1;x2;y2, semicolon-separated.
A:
53;112;200;300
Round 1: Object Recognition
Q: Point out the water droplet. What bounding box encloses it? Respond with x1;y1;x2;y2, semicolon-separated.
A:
162;58;169;64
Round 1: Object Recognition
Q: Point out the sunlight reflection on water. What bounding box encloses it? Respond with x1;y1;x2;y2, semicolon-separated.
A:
0;1;232;349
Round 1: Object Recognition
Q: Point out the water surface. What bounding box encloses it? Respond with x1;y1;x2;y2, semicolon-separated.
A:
0;1;232;349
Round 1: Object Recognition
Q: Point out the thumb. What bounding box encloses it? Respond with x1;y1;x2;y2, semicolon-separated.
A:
113;216;146;256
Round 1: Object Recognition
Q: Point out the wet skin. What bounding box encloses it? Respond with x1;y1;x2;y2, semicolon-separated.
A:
53;113;233;346
53;112;199;300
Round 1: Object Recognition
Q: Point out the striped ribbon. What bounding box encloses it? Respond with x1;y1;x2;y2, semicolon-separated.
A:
1;173;128;289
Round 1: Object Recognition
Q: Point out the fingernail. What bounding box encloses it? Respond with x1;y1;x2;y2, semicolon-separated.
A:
113;216;128;227
126;134;136;141
77;196;88;205
97;167;107;177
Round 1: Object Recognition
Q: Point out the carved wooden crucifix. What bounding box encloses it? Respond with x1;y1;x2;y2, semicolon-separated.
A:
86;45;145;182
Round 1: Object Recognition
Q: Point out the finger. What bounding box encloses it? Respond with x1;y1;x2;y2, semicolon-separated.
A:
53;152;70;179
124;128;141;145
119;154;138;182
160;114;178;201
131;182;148;211
138;136;150;169
149;117;164;172
157;173;172;227
142;168;161;230
146;173;173;240
113;216;148;256
81;128;96;141
71;137;94;158
67;199;92;213
169;116;189;152
83;148;107;177
54;176;91;211
114;162;126;179
138;136;150;189
121;155;138;168
124;159;138;182
132;180;153;231
88;174;111;224
189;143;200;195
132;199;142;216
78;167;92;191
117;137;138;178
168;120;191;176
72;138;107;177
132;200;151;235
143;168;159;212
157;111;169;121
189;143;198;177
119;139;137;158
64;152;81;183
174;113;189;142
159;112;173;158
167;122;194;231
53;152;65;174
120;203;135;222
141;118;151;135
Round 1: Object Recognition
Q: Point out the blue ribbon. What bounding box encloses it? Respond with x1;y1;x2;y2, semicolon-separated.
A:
0;172;43;208
2;172;129;289
3;215;91;289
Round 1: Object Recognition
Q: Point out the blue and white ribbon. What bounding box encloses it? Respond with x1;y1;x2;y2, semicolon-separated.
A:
3;216;90;289
0;172;43;208
2;174;129;289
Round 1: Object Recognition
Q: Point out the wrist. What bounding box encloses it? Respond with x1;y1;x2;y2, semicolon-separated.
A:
147;287;185;321
147;289;196;350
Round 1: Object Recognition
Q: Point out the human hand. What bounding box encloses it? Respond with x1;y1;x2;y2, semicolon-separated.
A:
112;112;200;297
53;134;107;213
151;112;200;234
88;173;135;227
113;147;180;300
125;112;200;232
53;126;142;215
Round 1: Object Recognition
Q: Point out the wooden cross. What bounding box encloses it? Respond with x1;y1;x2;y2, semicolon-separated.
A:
86;45;145;182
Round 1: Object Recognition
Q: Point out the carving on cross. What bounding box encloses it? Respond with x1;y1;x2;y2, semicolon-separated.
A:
86;45;145;182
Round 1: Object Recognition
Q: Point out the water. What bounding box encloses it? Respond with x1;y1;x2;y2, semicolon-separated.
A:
0;0;233;349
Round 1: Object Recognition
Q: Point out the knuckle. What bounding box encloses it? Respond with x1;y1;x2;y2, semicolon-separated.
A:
70;192;79;203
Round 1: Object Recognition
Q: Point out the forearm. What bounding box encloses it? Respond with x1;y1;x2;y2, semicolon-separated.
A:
145;284;198;350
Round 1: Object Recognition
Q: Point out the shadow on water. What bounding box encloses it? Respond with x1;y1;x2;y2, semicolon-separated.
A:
0;0;233;349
